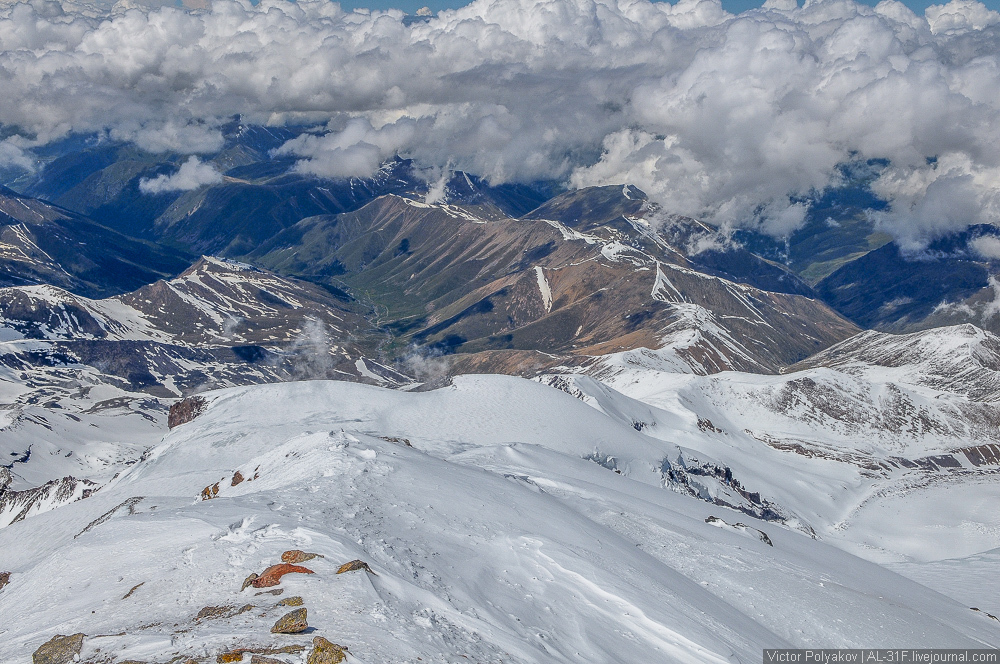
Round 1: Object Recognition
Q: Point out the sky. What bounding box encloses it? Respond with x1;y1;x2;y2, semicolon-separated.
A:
2;0;1000;249
345;0;1000;16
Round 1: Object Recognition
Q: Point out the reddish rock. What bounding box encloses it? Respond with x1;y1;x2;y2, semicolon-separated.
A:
168;396;206;429
251;563;314;588
231;471;244;486
200;482;220;500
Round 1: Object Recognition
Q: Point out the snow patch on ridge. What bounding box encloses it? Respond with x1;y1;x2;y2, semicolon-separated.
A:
534;266;552;313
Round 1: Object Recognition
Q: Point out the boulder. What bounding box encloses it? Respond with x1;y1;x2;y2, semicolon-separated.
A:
336;559;374;575
251;563;314;588
277;596;304;607
307;637;347;664
281;550;323;564
270;608;308;634
0;571;10;591
32;633;85;664
240;572;259;591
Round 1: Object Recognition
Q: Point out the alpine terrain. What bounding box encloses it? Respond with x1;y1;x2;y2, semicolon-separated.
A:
1;135;1000;661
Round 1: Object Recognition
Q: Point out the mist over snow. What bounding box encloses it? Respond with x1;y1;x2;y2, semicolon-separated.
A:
1;0;1000;245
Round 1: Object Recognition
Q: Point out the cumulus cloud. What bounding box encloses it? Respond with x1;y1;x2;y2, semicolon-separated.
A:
2;0;1000;244
139;156;223;193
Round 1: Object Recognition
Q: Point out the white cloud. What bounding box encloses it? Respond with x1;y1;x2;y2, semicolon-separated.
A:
926;0;1000;33
0;137;34;171
139;156;223;193
872;154;1000;251
969;235;1000;260
274;117;422;179
0;0;999;243
115;121;225;155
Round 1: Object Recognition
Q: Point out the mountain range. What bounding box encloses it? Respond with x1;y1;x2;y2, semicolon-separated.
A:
1;130;1000;661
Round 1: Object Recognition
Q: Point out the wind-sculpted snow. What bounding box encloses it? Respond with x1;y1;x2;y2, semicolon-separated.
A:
0;376;996;662
1;0;1000;245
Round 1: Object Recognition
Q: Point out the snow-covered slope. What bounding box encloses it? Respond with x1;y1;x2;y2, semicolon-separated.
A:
0;376;996;663
790;323;1000;401
539;325;1000;576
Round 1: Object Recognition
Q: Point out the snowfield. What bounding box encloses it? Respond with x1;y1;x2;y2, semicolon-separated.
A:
557;325;1000;569
1;375;998;663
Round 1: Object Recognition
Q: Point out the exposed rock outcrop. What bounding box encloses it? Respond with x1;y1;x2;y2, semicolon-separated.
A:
168;396;206;429
271;608;308;634
705;516;773;546
1;476;98;529
201;482;221;500
32;633;85;664
122;581;144;599
240;572;259;591
196;604;253;621
74;496;143;538
216;645;305;663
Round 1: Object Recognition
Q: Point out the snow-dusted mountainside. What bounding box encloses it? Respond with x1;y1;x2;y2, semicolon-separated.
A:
540;324;1000;571
0;256;413;520
0;376;996;663
789;323;1000;400
0;256;399;397
0;185;191;297
253;185;858;375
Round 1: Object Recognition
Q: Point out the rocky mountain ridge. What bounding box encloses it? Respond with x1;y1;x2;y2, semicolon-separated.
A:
250;185;858;376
